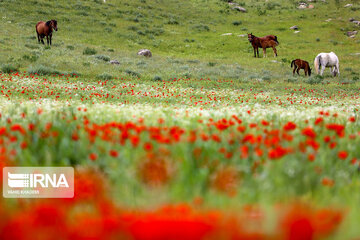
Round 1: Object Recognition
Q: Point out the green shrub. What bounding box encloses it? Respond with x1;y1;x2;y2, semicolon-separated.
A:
167;18;179;25
22;53;39;62
66;45;75;50
83;47;97;55
192;24;210;32
153;76;162;81
95;55;110;62
306;75;324;84
232;21;242;26
67;71;80;77
1;64;18;73
125;69;140;78
28;65;62;76
97;72;113;80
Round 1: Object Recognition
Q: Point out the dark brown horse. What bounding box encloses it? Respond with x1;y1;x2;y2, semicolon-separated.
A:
248;33;279;58
36;20;58;45
291;59;311;76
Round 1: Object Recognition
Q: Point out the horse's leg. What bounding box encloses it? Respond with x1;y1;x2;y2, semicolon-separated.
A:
253;47;256;58
320;65;325;76
257;48;259;58
272;46;277;57
46;35;49;45
293;66;296;75
37;33;40;44
304;68;307;76
40;36;45;45
263;48;266;58
50;34;52;46
336;63;340;76
296;67;300;76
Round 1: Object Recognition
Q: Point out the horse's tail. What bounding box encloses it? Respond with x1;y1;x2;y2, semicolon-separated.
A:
291;60;295;68
35;22;41;35
314;55;321;74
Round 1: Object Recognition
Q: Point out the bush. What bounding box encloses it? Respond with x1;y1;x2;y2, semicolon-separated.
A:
306;75;324;84
167;18;179;25
125;69;141;78
1;64;18;73
28;65;62;76
192;24;210;32
22;53;39;62
66;45;75;50
83;47;97;55
232;21;242;26
95;55;110;62
96;72;113;80
68;71;81;77
153;75;162;81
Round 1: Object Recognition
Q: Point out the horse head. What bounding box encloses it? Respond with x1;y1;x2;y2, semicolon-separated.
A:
247;33;254;42
51;20;58;31
308;68;312;76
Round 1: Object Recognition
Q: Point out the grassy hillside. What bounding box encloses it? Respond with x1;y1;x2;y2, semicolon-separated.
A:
0;0;359;81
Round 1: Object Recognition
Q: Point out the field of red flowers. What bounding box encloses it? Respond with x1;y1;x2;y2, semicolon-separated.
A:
1;72;360;239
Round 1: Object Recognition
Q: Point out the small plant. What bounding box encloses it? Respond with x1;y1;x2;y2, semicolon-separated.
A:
192;24;210;32
128;26;138;31
232;21;242;26
257;7;266;16
96;72;113;80
167;18;179;25
66;45;75;50
28;65;62;76
262;76;271;81
287;77;298;83
153;75;162;81
1;64;18;73
306;75;324;84
125;69;141;78
266;2;280;10
83;47;97;55
95;55;110;62
208;62;216;67
22;53;39;62
104;27;113;33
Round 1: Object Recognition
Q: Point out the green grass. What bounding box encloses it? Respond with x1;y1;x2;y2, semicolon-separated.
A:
0;0;359;82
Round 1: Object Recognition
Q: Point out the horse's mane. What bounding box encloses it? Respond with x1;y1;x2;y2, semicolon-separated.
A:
45;20;57;26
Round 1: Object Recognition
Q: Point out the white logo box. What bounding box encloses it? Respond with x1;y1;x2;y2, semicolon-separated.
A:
3;167;74;198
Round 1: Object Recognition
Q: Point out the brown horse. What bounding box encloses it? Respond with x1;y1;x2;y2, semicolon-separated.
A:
36;20;58;45
247;33;279;58
291;59;311;76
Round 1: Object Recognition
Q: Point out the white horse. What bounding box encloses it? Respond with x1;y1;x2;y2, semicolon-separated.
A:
314;52;340;76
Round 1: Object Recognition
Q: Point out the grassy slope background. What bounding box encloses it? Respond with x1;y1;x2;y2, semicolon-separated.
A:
0;0;359;81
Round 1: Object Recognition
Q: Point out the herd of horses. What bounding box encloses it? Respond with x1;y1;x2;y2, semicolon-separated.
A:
34;20;340;77
247;33;340;77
